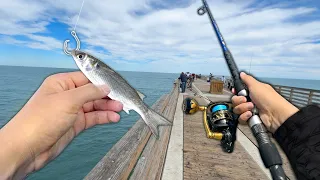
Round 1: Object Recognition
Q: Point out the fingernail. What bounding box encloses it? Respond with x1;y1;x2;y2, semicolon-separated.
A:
98;85;110;95
248;103;254;109
117;102;124;109
240;97;245;103
240;72;247;79
113;113;120;123
247;113;252;118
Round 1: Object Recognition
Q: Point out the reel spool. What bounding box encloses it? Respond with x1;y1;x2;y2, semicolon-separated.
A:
206;103;233;132
183;98;238;153
207;102;237;153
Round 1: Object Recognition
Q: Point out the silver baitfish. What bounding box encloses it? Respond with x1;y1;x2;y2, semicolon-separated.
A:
70;50;172;138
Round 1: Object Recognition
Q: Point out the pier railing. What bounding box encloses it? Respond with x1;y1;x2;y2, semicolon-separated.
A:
84;80;180;180
197;76;319;108
273;85;320;108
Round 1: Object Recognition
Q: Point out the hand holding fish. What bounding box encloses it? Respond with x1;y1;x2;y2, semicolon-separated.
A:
64;31;172;138
0;71;123;179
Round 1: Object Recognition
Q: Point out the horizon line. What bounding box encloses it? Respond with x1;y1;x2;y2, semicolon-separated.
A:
0;64;319;81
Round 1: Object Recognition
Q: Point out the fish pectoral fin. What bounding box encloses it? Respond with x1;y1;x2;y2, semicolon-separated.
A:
137;91;146;100
123;107;131;114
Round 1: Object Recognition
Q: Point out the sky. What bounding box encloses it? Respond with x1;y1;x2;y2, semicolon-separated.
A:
0;0;320;79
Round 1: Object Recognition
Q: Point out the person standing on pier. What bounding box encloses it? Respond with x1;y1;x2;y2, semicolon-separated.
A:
188;73;195;90
209;73;213;82
192;73;196;80
178;72;188;93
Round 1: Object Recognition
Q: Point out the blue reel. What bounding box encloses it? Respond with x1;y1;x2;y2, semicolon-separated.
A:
212;104;228;113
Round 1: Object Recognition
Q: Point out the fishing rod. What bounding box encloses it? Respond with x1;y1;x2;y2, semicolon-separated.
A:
197;0;286;179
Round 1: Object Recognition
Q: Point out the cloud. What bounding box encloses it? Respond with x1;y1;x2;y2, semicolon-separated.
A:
0;0;320;79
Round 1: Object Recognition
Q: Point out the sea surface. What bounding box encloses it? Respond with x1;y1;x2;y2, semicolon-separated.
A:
259;77;320;90
1;66;320;180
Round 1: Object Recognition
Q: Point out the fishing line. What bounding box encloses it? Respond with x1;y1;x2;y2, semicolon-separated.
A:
73;0;85;31
64;0;85;55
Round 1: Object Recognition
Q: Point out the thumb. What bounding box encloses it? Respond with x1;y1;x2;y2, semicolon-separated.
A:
240;72;259;89
62;83;110;107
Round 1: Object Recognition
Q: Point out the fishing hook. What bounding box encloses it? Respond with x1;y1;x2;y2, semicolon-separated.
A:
63;30;81;55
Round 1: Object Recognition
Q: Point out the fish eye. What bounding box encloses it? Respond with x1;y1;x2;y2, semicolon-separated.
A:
77;54;85;60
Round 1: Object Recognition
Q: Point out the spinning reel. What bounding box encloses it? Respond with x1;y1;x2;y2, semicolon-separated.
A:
183;98;238;153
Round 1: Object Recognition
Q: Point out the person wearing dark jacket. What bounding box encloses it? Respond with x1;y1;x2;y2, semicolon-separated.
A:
178;72;188;93
232;72;320;180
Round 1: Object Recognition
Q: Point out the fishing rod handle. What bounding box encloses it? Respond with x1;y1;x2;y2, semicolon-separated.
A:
232;66;286;179
250;115;286;180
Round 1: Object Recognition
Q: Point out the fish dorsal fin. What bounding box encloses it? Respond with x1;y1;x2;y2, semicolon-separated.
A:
137;91;146;100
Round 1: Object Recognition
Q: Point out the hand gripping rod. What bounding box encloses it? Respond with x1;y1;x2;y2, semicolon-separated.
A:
197;0;286;179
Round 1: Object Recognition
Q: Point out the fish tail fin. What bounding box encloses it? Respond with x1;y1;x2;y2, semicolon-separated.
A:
144;108;172;139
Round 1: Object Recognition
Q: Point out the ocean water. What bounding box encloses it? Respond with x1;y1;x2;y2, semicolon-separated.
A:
259;77;320;91
0;66;177;180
